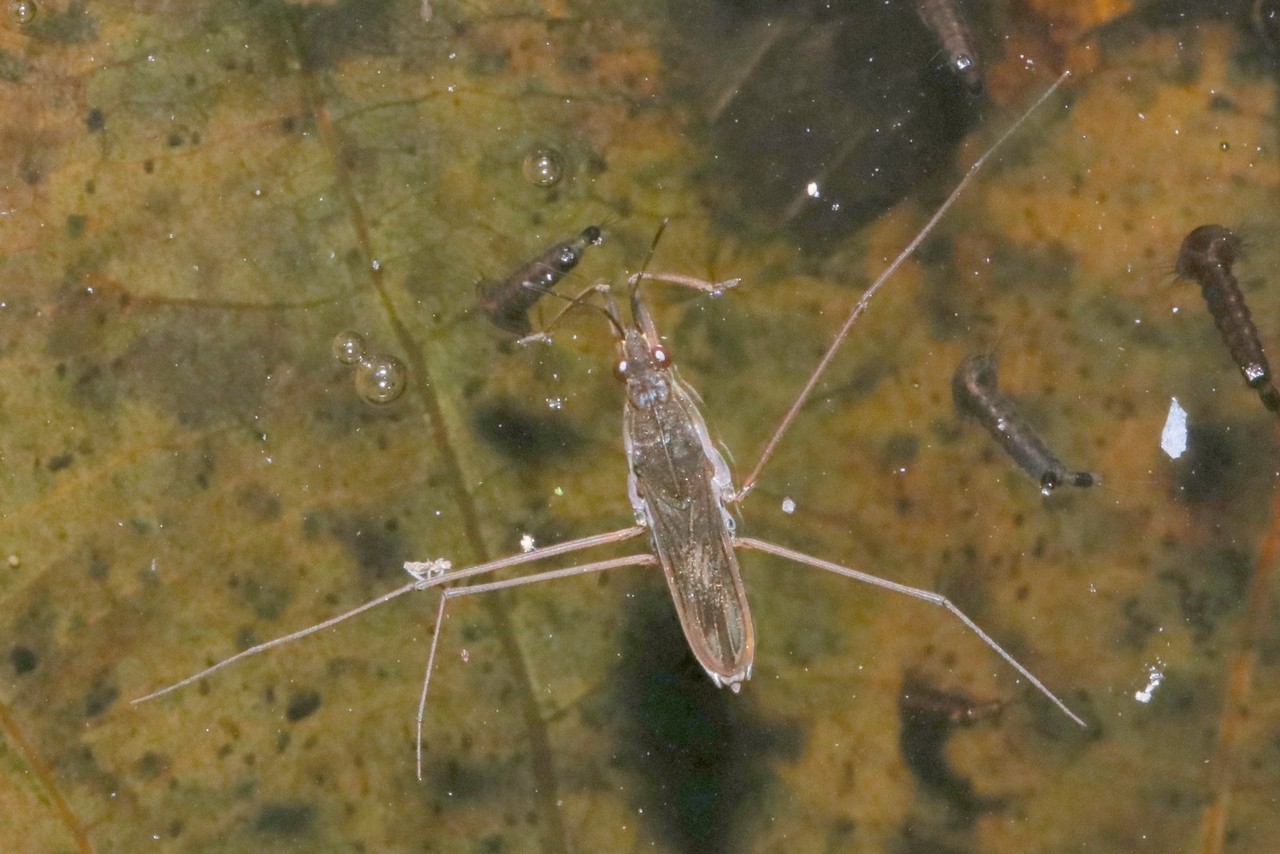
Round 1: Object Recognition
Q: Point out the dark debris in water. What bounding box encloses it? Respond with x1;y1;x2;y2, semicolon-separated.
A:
609;588;802;854
684;0;985;252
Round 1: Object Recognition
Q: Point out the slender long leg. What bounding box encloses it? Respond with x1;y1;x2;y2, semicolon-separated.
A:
628;271;742;294
415;552;659;780
133;525;646;704
736;70;1071;504
733;536;1085;727
517;281;613;346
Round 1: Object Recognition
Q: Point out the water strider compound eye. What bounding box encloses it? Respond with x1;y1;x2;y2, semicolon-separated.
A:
613;358;629;381
652;345;670;367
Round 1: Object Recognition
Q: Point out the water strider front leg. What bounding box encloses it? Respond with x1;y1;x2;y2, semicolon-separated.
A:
734;71;1071;506
413;552;659;780
627;271;742;295
732;536;1085;727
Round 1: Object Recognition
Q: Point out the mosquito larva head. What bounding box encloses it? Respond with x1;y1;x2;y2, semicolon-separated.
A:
582;225;603;245
355;353;407;405
1039;471;1059;495
331;330;366;365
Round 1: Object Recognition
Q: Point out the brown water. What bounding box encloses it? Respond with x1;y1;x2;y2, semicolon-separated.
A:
2;1;1279;852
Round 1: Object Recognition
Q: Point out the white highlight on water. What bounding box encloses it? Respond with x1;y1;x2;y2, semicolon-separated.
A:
1134;659;1166;704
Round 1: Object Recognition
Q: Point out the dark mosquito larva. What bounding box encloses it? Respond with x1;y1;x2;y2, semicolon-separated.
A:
1175;224;1280;414
915;0;982;90
953;354;1098;495
475;225;604;336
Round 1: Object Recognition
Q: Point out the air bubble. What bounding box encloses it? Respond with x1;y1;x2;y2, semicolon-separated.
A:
331;330;366;365
522;147;565;188
355;354;407;405
8;0;35;24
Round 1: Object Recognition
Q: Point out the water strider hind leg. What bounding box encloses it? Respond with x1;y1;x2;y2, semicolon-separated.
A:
413;553;659;780
732;536;1085;727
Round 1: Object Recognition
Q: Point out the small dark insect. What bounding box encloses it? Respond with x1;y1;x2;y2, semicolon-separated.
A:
915;0;982;91
1175;224;1280;414
475;225;604;335
953;354;1098;494
899;673;1005;813
900;673;1004;726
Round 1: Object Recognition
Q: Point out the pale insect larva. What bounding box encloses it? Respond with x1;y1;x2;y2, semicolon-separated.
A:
475;225;604;336
915;0;982;90
1175;224;1280;415
953;354;1099;495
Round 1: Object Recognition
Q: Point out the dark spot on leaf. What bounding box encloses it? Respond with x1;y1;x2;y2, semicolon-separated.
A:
1177;422;1239;503
88;551;109;580
611;589;802;853
314;510;410;582
898;674;1005;820
143;159;155;174
86;107;105;132
235;481;283;522
881;433;919;467
65;214;86;238
279;0;397;70
135;751;170;780
47;452;74;471
0;50;31;82
240;580;292;621
85;676;119;718
285;690;321;722
471;398;584;465
1157;547;1251;643
25;0;97;44
253;803;314;835
697;1;983;251
10;646;37;675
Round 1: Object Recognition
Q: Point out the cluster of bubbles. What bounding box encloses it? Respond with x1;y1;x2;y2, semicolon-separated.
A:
8;1;36;24
331;330;407;405
521;146;565;188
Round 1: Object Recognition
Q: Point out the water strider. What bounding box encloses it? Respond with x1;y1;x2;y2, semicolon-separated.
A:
952;353;1099;494
134;72;1082;776
1175;224;1280;415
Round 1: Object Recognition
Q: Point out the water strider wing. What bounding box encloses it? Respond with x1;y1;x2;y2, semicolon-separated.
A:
625;374;754;687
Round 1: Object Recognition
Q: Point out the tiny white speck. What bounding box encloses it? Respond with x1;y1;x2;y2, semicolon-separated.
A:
781;498;796;514
520;534;535;553
805;181;820;198
1161;397;1188;460
1134;659;1165;703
